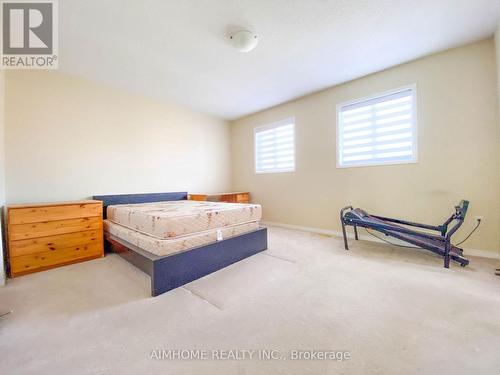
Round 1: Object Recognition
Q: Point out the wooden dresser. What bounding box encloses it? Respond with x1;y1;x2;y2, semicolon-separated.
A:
6;200;104;277
189;192;250;204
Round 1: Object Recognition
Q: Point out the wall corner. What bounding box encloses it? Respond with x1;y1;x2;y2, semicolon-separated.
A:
0;71;6;286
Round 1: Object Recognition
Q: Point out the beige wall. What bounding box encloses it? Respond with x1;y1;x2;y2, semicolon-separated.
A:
231;38;500;254
495;23;500;250
4;71;231;203
496;24;500;110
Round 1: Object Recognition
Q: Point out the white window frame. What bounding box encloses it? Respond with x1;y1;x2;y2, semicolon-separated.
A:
254;117;296;174
336;84;418;168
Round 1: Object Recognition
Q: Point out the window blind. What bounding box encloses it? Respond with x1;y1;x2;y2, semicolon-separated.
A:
255;119;295;173
337;87;417;167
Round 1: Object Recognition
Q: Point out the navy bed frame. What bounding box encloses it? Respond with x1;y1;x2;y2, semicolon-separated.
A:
93;192;268;296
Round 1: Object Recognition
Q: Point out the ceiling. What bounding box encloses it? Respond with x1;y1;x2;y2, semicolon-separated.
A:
60;0;500;120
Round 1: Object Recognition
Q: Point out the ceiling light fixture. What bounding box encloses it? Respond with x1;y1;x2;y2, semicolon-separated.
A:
230;30;258;52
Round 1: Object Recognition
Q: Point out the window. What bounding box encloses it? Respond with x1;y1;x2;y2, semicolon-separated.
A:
255;118;295;173
337;85;417;168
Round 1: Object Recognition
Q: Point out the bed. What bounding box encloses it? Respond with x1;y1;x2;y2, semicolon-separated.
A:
93;192;267;296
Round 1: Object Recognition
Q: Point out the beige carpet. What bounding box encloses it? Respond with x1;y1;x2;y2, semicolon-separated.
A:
1;226;499;375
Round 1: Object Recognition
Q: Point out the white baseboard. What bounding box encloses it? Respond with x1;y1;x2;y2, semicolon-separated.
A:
261;221;500;260
262;221;338;236
463;248;500;259
261;220;406;244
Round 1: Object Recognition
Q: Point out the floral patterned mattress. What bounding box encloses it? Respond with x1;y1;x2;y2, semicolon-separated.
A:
106;200;262;239
104;220;260;257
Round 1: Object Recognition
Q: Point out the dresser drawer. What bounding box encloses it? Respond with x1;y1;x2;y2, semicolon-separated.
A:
236;193;249;203
10;241;103;276
9;216;102;241
9;229;102;257
7;200;104;278
189;192;251;204
9;203;102;225
189;194;208;201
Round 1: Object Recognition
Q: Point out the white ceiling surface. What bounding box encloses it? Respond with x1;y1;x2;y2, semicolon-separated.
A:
60;0;500;120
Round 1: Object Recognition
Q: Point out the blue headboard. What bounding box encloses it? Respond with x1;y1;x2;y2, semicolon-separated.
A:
93;191;188;219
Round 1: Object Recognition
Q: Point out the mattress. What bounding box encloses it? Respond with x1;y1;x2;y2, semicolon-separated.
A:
104;220;260;257
107;200;262;239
